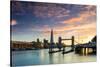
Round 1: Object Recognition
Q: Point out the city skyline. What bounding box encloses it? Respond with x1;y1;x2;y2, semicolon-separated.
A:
11;1;96;45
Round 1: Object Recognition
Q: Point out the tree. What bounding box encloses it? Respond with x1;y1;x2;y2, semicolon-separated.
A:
91;36;96;42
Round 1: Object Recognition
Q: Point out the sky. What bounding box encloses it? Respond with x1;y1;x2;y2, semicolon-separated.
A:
11;1;96;45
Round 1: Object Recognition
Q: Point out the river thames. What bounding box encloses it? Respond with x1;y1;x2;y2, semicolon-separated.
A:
11;48;96;66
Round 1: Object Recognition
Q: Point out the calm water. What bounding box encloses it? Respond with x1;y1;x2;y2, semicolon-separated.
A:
12;48;96;66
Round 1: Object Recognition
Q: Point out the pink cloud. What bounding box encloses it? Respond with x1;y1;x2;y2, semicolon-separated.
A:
62;12;95;25
11;20;17;26
61;5;96;25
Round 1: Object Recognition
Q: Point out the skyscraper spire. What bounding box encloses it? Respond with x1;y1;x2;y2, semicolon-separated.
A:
49;29;54;52
50;29;54;44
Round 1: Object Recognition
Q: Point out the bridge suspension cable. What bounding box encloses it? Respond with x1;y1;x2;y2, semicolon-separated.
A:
74;40;80;44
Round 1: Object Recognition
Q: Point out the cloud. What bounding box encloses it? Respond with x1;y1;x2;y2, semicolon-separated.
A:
58;22;96;43
11;1;70;18
31;20;96;38
62;11;96;25
33;3;70;18
62;17;82;24
61;22;96;34
61;5;96;25
11;19;17;26
41;23;96;43
30;4;96;38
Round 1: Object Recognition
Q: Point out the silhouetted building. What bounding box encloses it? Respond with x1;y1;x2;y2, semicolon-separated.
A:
49;29;55;51
43;39;48;48
37;38;40;43
11;41;33;50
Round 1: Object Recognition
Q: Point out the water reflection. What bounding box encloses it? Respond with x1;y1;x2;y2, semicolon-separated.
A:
12;48;96;66
49;54;53;64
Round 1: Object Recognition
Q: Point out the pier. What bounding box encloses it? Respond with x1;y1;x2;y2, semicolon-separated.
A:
75;43;96;55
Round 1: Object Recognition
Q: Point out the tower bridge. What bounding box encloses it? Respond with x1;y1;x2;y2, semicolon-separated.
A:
49;29;75;54
48;29;96;55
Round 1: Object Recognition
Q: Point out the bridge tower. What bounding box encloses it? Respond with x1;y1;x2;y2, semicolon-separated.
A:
58;37;62;51
71;36;74;51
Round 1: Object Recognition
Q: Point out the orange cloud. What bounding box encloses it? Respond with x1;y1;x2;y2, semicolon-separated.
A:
62;13;92;25
11;20;17;26
56;22;96;43
41;21;96;37
63;17;82;24
62;6;96;25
